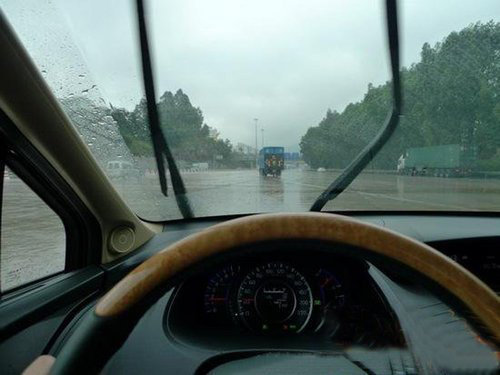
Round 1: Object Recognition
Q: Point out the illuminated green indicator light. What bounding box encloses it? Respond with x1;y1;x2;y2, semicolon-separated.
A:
262;324;268;330
289;325;297;330
314;300;322;306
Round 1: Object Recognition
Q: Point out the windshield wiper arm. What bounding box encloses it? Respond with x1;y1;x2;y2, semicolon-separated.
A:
310;0;402;212
135;0;193;218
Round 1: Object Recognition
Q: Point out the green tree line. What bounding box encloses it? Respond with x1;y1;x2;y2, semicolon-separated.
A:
111;89;236;165
300;21;500;171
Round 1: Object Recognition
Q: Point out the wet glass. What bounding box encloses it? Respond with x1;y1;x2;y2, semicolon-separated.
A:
324;0;500;211
1;167;66;292
2;0;499;220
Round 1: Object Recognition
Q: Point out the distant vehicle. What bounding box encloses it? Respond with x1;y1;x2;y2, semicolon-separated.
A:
398;144;476;177
259;147;285;176
106;160;141;180
317;167;326;172
192;162;209;171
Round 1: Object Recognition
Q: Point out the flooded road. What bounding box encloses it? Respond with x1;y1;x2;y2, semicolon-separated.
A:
115;169;500;219
2;168;500;290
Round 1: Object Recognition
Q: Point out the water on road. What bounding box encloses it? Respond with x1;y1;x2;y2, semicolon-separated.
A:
3;168;500;290
114;169;500;220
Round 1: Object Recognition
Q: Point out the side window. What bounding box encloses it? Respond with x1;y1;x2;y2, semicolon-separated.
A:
1;166;66;292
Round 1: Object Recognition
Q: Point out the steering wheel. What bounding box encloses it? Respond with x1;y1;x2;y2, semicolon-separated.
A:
47;213;499;374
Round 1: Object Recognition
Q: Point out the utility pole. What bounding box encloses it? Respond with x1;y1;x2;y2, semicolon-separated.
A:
261;127;264;148
254;118;258;169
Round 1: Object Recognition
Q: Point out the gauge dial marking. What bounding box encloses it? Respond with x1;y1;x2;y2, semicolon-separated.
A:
237;261;312;333
204;265;240;317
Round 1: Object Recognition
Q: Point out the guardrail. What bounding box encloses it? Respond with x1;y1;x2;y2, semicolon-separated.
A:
473;171;500;179
310;168;399;175
307;168;500;179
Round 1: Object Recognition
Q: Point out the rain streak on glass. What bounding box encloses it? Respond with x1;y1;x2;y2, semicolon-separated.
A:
1;0;499;222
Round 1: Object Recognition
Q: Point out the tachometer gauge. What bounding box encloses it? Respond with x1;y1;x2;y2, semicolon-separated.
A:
237;262;312;333
204;265;240;321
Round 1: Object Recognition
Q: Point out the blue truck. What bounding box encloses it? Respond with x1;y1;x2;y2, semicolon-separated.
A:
258;147;285;177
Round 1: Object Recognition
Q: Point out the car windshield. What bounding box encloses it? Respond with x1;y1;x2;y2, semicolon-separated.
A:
2;0;499;221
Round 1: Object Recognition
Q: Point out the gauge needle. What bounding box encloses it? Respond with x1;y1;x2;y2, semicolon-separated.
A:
320;277;332;288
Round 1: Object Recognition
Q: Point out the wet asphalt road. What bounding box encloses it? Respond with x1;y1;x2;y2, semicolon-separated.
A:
115;168;500;220
2;168;500;290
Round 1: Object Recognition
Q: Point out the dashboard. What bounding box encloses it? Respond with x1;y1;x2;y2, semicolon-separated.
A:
165;246;405;350
94;215;499;374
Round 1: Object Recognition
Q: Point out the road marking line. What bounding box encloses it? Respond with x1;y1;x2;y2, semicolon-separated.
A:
282;176;476;210
284;180;328;189
356;191;476;211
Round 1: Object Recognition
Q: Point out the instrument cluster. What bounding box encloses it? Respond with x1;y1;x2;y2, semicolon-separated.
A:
203;260;345;335
166;251;404;348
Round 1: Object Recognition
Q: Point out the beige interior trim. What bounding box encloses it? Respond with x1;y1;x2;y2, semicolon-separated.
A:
95;212;500;342
21;355;55;375
0;12;155;261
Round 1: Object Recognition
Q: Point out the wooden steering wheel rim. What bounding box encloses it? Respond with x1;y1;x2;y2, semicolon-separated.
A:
96;212;499;341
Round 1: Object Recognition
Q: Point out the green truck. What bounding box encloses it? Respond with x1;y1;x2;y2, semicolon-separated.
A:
397;144;476;177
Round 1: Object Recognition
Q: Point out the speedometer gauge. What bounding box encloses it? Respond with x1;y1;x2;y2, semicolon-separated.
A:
237;262;312;333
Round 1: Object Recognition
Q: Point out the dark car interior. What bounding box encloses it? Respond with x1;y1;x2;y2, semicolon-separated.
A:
0;0;498;374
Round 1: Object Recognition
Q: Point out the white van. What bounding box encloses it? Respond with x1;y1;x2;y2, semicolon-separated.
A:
106;161;141;180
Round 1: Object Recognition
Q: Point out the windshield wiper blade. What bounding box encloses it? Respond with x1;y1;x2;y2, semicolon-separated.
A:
135;0;193;218
310;0;401;212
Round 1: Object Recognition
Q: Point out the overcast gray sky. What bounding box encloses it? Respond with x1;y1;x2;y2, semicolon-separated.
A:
2;0;498;151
